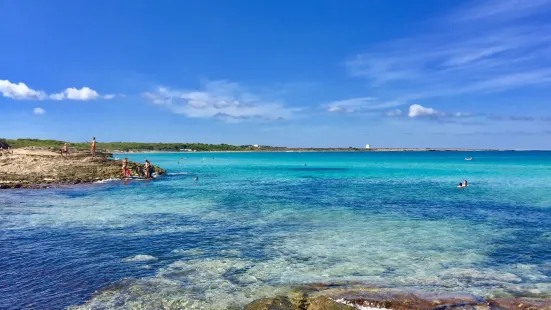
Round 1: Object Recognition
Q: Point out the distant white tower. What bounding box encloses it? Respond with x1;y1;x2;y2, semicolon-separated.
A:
365;144;371;149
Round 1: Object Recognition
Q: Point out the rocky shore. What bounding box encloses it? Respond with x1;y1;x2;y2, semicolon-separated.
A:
244;283;551;310
0;148;166;189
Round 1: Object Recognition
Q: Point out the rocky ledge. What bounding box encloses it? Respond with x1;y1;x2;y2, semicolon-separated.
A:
0;148;166;189
244;283;551;310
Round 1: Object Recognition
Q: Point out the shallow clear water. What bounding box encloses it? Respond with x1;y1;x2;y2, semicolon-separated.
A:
1;152;551;309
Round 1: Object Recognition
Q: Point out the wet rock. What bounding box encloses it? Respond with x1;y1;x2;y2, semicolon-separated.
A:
488;297;551;310
305;286;488;310
290;291;309;310
244;296;294;310
307;296;355;310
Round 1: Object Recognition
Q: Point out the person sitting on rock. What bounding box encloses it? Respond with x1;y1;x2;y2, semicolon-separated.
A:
60;143;70;158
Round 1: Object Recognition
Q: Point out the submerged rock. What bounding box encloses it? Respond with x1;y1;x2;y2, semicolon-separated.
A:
242;284;551;310
488;297;551;310
244;296;294;310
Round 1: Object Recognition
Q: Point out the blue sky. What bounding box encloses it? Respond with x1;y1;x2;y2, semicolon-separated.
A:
1;0;551;148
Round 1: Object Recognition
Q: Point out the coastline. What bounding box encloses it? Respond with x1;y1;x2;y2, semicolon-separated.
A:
111;148;526;154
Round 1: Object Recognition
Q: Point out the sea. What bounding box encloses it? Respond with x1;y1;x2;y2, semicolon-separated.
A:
1;151;551;309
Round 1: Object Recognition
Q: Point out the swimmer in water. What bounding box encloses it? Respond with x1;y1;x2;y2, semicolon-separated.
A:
194;177;198;181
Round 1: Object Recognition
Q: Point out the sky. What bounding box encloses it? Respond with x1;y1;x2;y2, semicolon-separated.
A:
1;0;551;149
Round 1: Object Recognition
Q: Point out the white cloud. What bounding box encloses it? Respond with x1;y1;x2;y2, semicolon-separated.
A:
1;79;113;101
33;107;45;115
408;104;441;118
143;80;298;121
0;80;46;100
50;87;99;101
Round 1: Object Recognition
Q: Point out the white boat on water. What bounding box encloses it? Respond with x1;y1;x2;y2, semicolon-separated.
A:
465;157;473;161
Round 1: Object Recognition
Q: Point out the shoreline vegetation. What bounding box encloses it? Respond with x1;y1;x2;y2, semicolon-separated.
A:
0;144;166;189
0;138;531;153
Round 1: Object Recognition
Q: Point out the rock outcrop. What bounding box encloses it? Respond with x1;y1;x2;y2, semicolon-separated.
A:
243;284;551;310
0;149;166;189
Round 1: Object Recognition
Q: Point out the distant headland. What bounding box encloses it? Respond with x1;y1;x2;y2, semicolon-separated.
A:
1;138;518;154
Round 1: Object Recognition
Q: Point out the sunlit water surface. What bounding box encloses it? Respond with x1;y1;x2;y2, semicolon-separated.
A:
1;152;551;309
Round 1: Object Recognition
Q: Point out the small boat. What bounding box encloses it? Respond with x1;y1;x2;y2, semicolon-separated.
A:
465;157;473;161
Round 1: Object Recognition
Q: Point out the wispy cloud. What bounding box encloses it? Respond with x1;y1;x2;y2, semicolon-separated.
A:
451;0;551;23
386;109;402;116
325;97;374;113
387;104;550;123
343;0;551;111
143;80;299;122
325;97;403;113
33;107;45;115
386;104;469;119
0;80;116;101
456;130;551;136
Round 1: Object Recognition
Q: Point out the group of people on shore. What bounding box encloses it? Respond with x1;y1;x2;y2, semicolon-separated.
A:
60;137;97;158
121;157;154;179
58;137;155;179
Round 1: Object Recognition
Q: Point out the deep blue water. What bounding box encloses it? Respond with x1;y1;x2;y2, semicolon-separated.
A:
1;152;551;309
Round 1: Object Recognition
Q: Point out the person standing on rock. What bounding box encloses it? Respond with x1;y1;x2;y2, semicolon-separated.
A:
60;143;70;158
90;137;97;157
144;160;152;179
122;157;129;177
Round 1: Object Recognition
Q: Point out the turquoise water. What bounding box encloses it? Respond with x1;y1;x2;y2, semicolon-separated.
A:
1;152;551;309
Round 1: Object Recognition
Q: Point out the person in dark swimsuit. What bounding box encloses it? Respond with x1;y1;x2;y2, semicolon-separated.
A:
144;160;152;179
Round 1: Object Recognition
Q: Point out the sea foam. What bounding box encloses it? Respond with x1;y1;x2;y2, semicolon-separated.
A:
122;254;158;262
